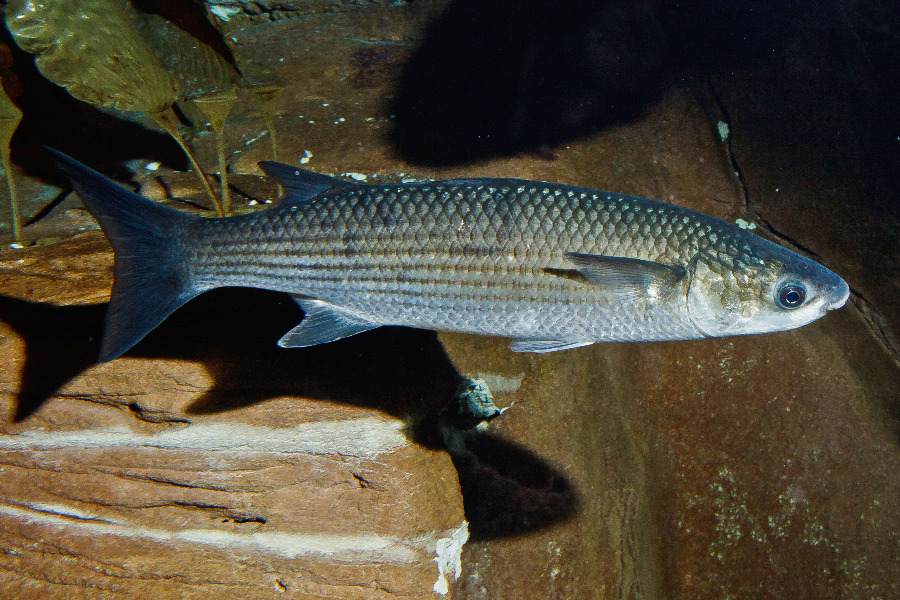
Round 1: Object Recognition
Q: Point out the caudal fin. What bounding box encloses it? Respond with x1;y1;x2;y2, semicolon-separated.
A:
48;149;201;362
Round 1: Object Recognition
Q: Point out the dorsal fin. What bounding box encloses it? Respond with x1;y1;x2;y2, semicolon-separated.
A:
258;161;356;206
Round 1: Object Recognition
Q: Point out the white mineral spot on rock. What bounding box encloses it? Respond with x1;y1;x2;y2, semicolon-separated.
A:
145;161;161;171
209;5;240;21
0;417;408;457
476;372;525;393
433;521;469;595
717;120;730;142
346;173;367;181
26;502;114;523
243;131;267;146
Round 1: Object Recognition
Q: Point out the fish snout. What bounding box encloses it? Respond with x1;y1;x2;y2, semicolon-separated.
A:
826;278;850;311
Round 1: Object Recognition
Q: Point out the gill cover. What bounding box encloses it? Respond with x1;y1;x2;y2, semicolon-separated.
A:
686;260;748;337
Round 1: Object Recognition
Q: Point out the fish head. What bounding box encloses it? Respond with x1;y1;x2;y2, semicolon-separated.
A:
686;232;849;338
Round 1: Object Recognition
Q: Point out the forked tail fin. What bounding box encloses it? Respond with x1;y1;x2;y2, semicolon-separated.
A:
48;149;202;362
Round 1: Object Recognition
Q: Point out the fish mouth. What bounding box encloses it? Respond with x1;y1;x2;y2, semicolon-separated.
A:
826;279;850;311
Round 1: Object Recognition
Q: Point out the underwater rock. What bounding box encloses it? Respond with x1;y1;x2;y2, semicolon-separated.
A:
452;378;501;424
0;233;466;598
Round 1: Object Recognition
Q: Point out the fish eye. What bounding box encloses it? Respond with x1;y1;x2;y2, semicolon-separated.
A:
776;283;806;310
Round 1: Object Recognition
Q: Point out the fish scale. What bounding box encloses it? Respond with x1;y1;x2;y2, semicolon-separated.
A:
186;181;721;343
49;149;849;361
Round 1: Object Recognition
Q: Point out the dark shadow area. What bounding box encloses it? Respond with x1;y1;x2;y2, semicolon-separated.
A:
163;291;461;449
1;288;459;443
0;287;579;538
449;433;579;540
389;0;833;165
0;296;104;422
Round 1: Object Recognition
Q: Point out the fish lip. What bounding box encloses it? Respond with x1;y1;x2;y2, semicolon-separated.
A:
826;279;850;311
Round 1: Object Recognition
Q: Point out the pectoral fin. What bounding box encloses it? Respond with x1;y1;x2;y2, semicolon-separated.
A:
278;298;379;348
561;252;686;300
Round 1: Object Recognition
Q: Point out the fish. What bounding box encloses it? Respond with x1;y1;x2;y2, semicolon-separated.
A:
48;150;849;362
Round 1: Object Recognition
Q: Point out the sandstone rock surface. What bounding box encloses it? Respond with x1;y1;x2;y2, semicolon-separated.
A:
0;235;467;598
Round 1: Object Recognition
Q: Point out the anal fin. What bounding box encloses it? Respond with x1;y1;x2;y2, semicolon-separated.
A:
278;297;379;348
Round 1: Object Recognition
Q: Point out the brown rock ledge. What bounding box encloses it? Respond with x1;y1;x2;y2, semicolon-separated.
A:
0;233;467;599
